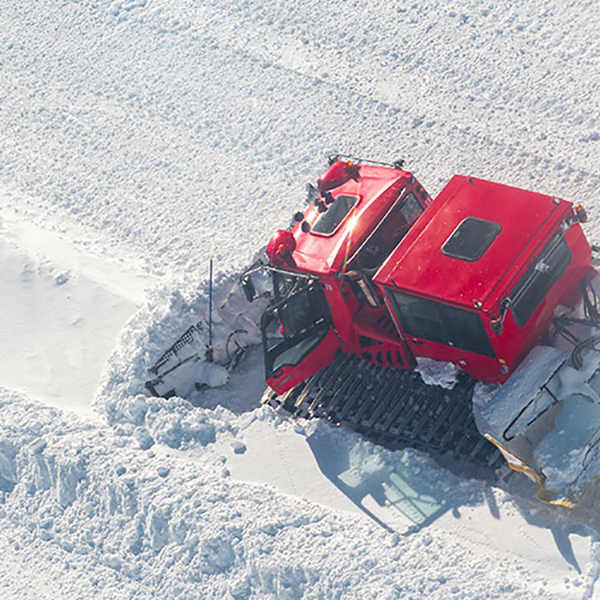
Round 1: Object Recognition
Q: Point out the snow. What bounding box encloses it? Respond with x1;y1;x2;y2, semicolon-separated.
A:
0;201;154;413
3;0;600;597
535;395;600;491
2;387;597;599
415;357;459;389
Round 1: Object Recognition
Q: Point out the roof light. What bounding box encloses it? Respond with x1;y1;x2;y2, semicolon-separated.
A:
317;160;361;192
345;161;361;182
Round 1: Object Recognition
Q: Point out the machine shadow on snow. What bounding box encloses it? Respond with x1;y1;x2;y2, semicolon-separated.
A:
305;417;600;573
305;425;473;534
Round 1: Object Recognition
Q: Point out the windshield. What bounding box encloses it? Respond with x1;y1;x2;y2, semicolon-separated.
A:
350;191;423;273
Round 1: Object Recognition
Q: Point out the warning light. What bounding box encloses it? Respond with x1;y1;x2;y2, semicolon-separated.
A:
266;229;297;268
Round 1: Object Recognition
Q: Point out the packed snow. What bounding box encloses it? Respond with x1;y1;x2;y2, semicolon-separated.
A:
3;0;600;598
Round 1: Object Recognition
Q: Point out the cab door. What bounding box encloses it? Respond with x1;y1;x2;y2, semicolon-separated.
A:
262;279;340;394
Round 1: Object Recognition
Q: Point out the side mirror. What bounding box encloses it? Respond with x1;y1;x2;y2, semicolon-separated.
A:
306;183;319;205
241;274;257;303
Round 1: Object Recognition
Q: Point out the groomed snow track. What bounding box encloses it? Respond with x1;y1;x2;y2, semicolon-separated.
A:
262;352;504;477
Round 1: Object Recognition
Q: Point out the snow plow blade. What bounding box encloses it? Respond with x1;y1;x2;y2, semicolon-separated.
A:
474;343;600;507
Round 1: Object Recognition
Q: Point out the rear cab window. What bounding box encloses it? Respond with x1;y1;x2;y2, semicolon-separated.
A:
509;231;572;327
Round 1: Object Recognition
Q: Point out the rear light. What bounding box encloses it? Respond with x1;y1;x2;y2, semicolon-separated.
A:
490;315;504;334
490;298;511;334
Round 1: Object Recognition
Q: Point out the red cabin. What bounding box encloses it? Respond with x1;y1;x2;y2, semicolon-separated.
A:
375;175;592;383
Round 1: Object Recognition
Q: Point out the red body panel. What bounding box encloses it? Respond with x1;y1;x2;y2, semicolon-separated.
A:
373;177;592;383
475;222;593;381
290;165;420;276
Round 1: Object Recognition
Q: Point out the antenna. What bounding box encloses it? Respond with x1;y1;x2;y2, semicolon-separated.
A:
206;258;214;362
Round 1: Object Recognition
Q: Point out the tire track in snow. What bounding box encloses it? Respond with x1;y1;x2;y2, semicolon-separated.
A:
3;0;600;281
116;0;600;207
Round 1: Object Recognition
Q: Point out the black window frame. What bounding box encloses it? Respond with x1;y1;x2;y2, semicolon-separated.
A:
509;231;572;327
388;290;496;358
442;217;502;262
311;194;359;236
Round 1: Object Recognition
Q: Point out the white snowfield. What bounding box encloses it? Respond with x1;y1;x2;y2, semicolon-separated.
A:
2;0;600;598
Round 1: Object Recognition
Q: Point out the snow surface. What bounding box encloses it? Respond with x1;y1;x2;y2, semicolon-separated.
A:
3;0;600;598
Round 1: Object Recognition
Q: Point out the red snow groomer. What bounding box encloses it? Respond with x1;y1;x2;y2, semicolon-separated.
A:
242;155;600;507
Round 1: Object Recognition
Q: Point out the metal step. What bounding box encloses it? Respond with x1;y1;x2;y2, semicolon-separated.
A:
262;352;503;477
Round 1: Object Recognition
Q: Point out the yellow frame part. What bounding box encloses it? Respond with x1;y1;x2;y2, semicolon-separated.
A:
484;435;600;508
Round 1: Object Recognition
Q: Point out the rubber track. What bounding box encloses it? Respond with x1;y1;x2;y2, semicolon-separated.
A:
262;352;504;477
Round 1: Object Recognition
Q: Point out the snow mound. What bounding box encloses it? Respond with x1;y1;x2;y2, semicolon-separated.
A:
1;388;578;599
415;357;459;389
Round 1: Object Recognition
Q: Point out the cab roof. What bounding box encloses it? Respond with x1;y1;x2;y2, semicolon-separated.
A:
374;175;571;311
290;164;412;275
